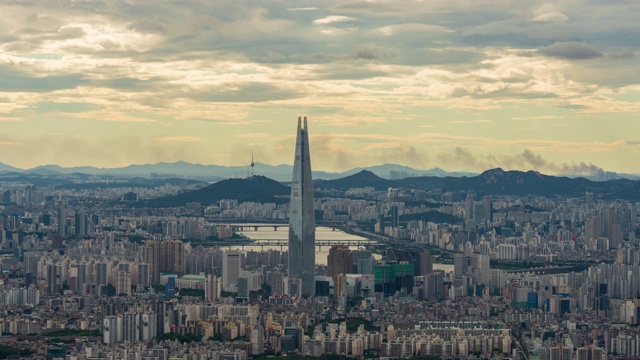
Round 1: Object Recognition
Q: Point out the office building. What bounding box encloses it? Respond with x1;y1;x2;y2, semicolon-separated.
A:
417;251;433;277
328;245;352;279
454;253;468;279
223;250;242;292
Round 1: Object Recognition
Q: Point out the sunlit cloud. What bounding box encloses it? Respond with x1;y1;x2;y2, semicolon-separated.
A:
288;7;318;11
312;15;356;25
512;115;561;121
238;132;269;138
152;136;203;142
377;23;452;36
447;120;493;124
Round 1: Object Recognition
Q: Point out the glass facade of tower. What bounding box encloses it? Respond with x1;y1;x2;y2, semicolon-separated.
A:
288;116;316;297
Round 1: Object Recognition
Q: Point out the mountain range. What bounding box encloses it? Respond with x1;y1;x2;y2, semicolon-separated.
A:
1;160;636;182
141;168;640;208
318;168;640;200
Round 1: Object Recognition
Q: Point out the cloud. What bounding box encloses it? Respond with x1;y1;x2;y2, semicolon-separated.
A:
436;148;605;175
188;82;305;103
238;133;269;138
348;47;395;60
0;64;83;92
512;115;560;121
447;120;493;124
538;42;603;60
0;1;639;172
287;7;318;12
312;16;356;25
152;136;203;142
608;50;636;60
530;12;569;23
377;23;452;36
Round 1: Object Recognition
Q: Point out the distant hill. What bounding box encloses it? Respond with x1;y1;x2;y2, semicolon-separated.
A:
0;162;22;173
317;168;640;200
2;165;639;202
145;175;290;207
144;167;640;207
0;161;478;181
2;160;638;182
604;181;640;201
315;170;393;190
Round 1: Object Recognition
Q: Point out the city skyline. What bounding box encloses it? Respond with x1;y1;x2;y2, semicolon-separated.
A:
1;1;639;174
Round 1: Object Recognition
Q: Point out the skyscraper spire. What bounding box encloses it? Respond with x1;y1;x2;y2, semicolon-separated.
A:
288;116;315;297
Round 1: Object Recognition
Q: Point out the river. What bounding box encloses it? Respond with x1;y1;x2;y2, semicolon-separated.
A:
237;226;451;272
237;226;371;266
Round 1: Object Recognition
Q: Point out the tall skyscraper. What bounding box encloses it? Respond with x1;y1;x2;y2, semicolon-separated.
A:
288;116;316;297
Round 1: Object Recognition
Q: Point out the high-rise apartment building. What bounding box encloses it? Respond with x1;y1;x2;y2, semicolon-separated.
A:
57;208;66;237
142;239;185;285
470;253;490;285
205;274;219;301
288;116;316;297
576;346;604;360
159;239;185;276
116;271;131;295
143;240;160;285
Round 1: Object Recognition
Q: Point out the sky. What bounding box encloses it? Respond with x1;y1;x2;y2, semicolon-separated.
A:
1;0;639;175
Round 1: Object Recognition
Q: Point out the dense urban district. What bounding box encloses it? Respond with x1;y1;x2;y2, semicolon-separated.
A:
1;155;640;360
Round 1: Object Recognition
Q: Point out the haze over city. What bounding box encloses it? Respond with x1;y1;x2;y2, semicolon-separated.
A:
1;0;639;175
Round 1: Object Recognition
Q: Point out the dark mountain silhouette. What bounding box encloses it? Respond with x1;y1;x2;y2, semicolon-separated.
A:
314;170;393;190
604;181;640;201
315;167;640;200
146;175;290;207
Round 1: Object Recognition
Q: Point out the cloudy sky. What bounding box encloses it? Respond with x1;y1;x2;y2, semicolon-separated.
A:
1;0;639;174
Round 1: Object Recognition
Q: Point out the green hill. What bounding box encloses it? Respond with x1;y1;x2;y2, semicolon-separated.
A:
146;176;290;207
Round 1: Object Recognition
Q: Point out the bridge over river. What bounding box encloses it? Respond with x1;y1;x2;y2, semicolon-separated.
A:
223;223;342;232
213;238;376;251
